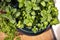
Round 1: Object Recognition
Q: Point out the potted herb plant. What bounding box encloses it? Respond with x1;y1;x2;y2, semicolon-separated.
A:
0;0;59;40
16;0;59;35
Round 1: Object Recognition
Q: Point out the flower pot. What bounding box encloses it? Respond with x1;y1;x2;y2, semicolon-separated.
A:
17;25;51;35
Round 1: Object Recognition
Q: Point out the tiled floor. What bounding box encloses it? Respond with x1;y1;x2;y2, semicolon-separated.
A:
0;29;54;40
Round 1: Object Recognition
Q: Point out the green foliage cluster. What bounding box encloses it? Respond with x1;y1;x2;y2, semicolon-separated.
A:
0;0;59;40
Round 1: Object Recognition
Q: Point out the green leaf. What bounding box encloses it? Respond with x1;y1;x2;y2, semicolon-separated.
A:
32;26;38;33
26;7;32;13
24;19;29;24
25;1;32;7
36;0;41;3
15;12;20;18
5;6;10;13
33;6;40;10
47;14;52;22
10;19;16;24
18;0;25;8
26;22;32;27
50;18;59;25
48;2;53;5
31;0;36;3
37;23;42;28
43;21;48;27
19;3;24;8
40;17;47;22
22;11;26;16
41;10;47;17
47;9;51;14
31;11;36;16
17;21;24;28
51;7;58;17
33;3;40;10
41;1;46;7
32;16;35;20
11;8;17;15
25;1;32;13
0;14;16;24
